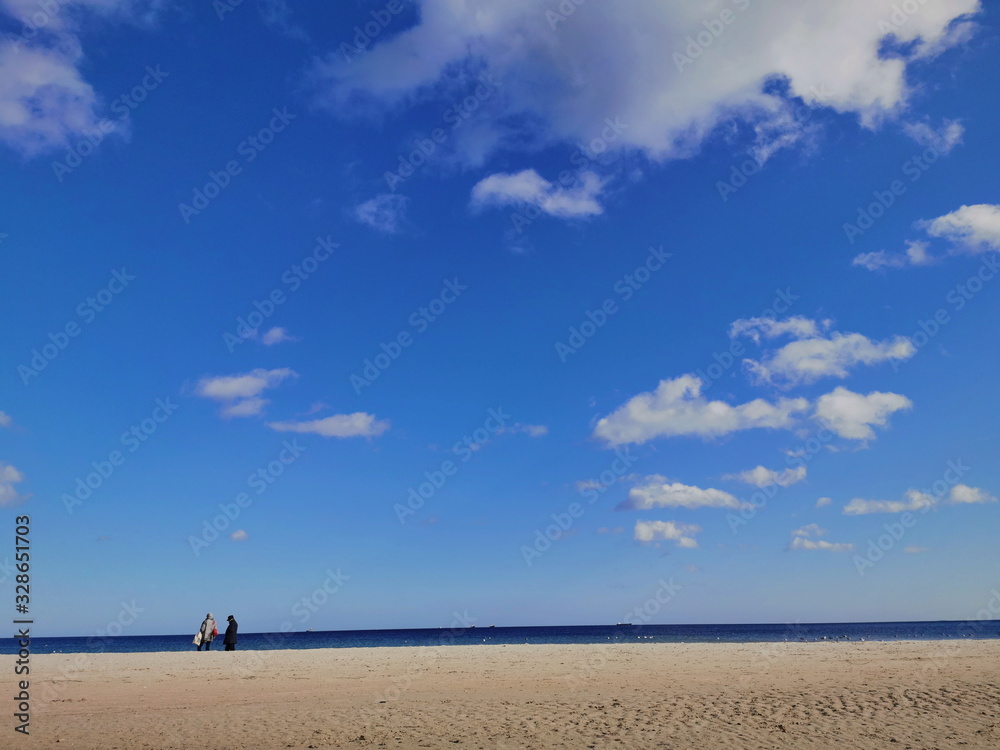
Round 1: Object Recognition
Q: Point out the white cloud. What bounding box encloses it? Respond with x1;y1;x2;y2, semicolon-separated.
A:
593;374;808;445
257;0;307;40
904;545;928;554
634;520;700;548
814;387;912;441
220;397;269;419
354;193;408;233
815;496;832;508
843;488;935;515
195;368;297;418
0;462;26;507
267;412;390;438
312;0;980;167
500;423;549;437
948;483;996;505
901;118;964;154
844;483;994;514
724;465;806;488
621;476;745;510
789;523;853;551
470;169;605;218
0;410;11;428
230;529;248;542
0;43;102;157
729;316;824;344
852;240;934;271
196;368;296;400
0;1;163;156
924;204;1000;254
261;327;295;346
731;317;915;386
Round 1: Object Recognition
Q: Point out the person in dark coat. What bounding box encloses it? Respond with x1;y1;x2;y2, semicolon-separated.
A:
223;615;238;651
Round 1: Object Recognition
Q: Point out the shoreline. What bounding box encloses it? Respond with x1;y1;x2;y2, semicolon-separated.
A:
31;640;1000;748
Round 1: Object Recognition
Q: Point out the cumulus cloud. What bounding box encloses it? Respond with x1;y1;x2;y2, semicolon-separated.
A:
948;484;996;505
0;410;12;428
311;0;980;168
843;488;936;515
852;240;934;271
729;316;824;344
731;317;915;386
0;463;26;507
901;118;964;154
354;193;409;233
593;374;808;445
724;465;806;488
261;327;296;345
789;524;853;551
814;387;912;441
471;169;605;218
195;368;297;418
220;397;268;418
842;483;993;515
230;529;248;542
815;496;832;508
620;476;745;510
634;520;700;548
267;412;390;438
924;204;1000;254
0;1;163;156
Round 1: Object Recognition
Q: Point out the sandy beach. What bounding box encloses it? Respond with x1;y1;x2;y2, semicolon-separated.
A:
29;640;1000;749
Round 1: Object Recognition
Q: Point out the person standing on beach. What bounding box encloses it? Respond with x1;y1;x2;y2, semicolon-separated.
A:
197;613;216;651
223;615;238;651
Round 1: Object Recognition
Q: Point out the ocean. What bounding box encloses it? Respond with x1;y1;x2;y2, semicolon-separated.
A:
5;620;1000;655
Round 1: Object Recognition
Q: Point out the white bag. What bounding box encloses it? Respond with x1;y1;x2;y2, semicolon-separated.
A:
193;631;203;646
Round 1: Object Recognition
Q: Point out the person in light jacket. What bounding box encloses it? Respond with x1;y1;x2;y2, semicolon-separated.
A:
223;615;238;651
197;613;216;651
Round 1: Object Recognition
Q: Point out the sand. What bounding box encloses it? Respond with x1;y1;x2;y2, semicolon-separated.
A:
28;639;1000;749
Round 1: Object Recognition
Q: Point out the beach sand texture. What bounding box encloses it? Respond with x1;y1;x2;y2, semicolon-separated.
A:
33;640;1000;749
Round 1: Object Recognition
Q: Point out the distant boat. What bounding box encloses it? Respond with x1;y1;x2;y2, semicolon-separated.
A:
489;625;495;628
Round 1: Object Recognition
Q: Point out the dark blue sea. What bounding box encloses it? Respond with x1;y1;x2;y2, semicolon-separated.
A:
5;620;1000;655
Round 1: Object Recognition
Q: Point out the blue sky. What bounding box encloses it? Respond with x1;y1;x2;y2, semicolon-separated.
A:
1;0;999;637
